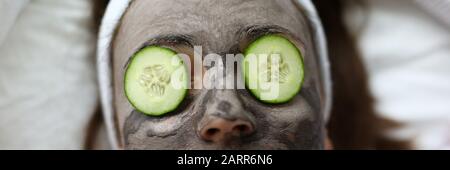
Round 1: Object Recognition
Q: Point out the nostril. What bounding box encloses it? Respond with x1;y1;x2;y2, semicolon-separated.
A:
201;128;222;142
206;128;220;137
233;124;248;132
232;123;253;135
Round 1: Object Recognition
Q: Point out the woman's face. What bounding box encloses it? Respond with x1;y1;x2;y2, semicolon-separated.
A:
112;0;325;149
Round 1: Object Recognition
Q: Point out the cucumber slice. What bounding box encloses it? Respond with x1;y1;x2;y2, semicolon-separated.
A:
243;35;305;103
124;46;188;116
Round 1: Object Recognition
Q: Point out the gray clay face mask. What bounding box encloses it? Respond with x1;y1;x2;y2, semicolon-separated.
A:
111;0;327;149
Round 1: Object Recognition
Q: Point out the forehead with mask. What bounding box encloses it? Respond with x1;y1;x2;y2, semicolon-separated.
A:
99;0;331;149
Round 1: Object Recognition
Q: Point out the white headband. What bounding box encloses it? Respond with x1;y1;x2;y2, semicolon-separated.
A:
97;0;332;149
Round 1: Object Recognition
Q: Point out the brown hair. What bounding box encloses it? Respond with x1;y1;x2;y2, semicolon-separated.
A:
84;0;110;150
313;0;409;149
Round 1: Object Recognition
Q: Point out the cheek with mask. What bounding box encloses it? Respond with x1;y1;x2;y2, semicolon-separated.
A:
98;0;332;149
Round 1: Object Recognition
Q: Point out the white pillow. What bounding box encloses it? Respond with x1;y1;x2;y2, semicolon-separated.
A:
345;0;450;149
0;0;98;149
